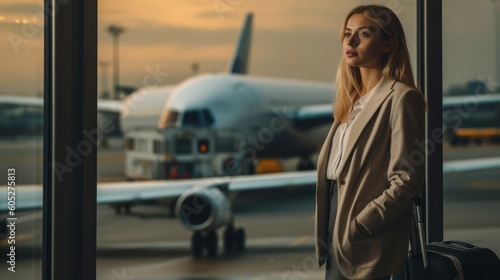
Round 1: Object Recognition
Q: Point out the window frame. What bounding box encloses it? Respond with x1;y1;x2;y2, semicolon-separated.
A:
418;0;444;243
43;0;97;279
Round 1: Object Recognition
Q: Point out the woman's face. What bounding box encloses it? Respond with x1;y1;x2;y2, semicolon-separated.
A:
343;13;387;69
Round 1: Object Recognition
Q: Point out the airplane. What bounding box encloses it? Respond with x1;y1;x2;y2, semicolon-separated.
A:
0;94;124;144
2;13;500;259
150;13;333;171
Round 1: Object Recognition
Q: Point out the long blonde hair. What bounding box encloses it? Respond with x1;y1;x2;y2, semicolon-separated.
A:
334;5;416;123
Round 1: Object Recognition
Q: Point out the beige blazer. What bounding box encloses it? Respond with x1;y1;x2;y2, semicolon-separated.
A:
315;78;426;279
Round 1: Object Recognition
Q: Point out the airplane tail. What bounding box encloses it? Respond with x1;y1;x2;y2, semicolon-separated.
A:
226;13;253;74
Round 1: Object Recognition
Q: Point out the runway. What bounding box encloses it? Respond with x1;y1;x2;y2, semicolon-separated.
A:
1;140;500;279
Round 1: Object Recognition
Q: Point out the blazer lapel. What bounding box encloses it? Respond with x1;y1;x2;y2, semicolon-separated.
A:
337;78;397;174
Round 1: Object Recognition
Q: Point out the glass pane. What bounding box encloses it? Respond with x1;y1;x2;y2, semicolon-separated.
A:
182;110;202;127
97;1;416;279
0;0;44;279
443;0;500;257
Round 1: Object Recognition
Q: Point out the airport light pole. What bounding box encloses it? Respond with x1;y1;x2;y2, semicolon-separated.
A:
98;60;110;99
191;63;199;75
493;0;500;90
108;24;125;100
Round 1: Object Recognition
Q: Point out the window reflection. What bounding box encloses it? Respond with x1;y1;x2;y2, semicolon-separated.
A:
443;0;500;258
96;1;416;279
0;98;43;138
0;1;44;279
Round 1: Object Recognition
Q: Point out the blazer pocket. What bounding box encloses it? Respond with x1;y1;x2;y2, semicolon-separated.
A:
350;200;371;239
350;218;369;240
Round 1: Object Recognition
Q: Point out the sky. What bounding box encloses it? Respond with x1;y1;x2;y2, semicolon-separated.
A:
0;0;497;97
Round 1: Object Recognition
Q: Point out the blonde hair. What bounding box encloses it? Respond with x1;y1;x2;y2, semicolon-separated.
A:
334;5;416;123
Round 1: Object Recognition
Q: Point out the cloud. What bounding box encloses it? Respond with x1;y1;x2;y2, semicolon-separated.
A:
102;24;237;48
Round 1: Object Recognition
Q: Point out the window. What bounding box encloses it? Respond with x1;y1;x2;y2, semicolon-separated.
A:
202;108;215;127
93;1;420;279
153;140;162;154
182;110;201;127
0;1;44;278
181;109;215;128
442;0;500;253
163;110;179;127
175;138;192;154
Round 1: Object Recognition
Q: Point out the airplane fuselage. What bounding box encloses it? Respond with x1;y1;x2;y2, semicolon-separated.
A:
158;73;334;158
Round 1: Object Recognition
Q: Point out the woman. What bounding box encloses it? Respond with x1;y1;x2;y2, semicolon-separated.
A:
315;5;426;280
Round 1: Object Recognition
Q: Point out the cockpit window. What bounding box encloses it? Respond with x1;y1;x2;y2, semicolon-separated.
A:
182;110;201;127
158;110;180;129
182;108;215;127
202;109;214;127
164;111;179;126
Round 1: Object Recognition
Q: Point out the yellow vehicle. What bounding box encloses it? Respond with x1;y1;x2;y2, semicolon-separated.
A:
443;94;500;146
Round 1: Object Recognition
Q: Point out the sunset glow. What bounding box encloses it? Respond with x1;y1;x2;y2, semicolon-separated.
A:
2;0;360;96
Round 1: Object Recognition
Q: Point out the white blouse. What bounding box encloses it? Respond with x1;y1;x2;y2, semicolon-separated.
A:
327;77;384;180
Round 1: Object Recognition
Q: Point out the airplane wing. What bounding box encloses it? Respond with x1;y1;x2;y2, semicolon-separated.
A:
0;170;317;212
97;99;124;113
443;156;500;174
94;171;316;203
443;93;500;109
0;95;123;112
292;104;333;130
0;179;206;212
0;95;43;106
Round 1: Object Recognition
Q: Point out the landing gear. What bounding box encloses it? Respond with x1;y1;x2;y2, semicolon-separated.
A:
297;157;315;171
190;225;246;258
113;204;131;215
206;231;218;257
168;199;177;218
223;225;245;253
191;230;219;258
191;231;204;258
223;226;234;253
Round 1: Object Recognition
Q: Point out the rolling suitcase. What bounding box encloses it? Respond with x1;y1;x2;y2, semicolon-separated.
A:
394;197;500;280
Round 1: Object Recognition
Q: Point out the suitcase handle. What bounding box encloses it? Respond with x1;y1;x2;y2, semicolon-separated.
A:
443;240;476;249
412;197;429;268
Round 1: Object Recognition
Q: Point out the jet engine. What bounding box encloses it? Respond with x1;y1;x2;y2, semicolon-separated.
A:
175;185;232;232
